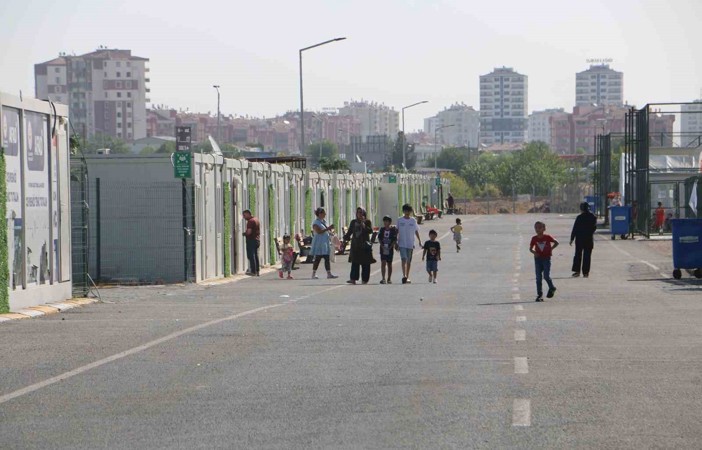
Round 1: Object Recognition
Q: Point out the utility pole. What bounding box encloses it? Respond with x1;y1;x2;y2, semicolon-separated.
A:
213;85;221;143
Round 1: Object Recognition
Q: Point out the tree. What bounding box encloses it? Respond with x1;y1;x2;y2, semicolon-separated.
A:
84;133;130;154
443;172;473;201
426;146;474;172
157;141;176;153
319;157;350;172
139;146;156;156
306;140;338;163
390;132;417;170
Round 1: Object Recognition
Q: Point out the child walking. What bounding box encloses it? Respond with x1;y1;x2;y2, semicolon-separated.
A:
529;221;559;302
422;229;441;284
278;234;295;279
379;216;398;284
450;218;463;252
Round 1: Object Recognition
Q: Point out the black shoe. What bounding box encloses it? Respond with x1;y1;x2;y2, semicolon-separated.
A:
535;295;544;302
546;287;556;298
571;272;580;277
583;273;589;278
402;277;407;284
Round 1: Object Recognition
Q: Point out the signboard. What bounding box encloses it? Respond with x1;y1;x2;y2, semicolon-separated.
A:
173;152;192;178
435;177;441;186
176;126;192;152
2;107;22;289
24;112;50;286
388;175;397;184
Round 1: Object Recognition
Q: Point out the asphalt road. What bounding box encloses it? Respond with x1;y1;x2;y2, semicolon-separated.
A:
1;214;701;449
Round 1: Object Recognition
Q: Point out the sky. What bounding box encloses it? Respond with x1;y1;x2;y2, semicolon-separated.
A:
1;0;701;131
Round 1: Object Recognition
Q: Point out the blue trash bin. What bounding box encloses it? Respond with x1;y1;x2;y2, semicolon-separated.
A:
609;206;631;240
671;219;702;279
585;195;599;215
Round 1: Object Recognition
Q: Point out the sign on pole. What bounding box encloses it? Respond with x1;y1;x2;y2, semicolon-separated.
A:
388;175;397;184
173;152;192;178
435;177;441;186
176;126;192;152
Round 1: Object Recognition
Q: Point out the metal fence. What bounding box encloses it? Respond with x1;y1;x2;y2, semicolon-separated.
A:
70;158;90;297
88;179;195;285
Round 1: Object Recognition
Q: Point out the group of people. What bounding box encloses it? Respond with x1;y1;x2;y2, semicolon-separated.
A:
529;201;598;302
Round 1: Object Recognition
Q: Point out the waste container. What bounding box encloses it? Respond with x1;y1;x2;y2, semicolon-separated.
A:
585;195;598;215
671;218;702;279
609;205;631;240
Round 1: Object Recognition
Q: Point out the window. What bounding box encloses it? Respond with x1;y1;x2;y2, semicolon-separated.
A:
117;112;122;118
126;61;131;67
127;112;132;118
127;133;132;139
54;67;60;73
116;61;121;67
117;132;122;138
125;80;132;89
127;92;131;98
117;122;122;128
54;86;61;93
116;81;122;88
104;92;108;98
127;102;132;108
126;72;131;78
127;122;132;128
117;92;122;98
103;61;107;68
116;72;121;77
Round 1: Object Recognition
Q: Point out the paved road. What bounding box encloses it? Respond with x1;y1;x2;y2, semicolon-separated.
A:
1;214;701;449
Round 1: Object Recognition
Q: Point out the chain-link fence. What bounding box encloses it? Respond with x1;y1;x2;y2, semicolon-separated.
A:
70;158;90;297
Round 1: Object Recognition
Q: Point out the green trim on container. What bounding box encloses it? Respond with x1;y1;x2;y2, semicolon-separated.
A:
374;187;380;222
304;188;312;233
346;189;352;223
0;150;8;313
332;188;340;228
365;188;371;217
248;184;256;213
289;187;296;235
223;182;231;277
268;185;276;264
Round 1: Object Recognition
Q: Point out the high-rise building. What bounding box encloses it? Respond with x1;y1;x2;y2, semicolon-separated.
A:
479;67;528;145
338;100;399;138
35;48;150;142
575;64;623;107
424;103;480;148
528;108;566;145
681;101;702;136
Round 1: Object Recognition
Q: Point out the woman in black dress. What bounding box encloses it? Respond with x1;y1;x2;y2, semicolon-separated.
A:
343;207;375;284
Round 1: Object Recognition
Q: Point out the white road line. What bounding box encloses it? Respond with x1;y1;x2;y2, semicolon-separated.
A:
512;294;521;301
514;330;526;341
660;272;670;279
516;316;526;322
514;305;524;311
514;357;529;374
641;260;660;271
0;302;287;406
512;399;531;426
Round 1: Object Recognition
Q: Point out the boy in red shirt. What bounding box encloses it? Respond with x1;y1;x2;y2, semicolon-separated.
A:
529;221;559;302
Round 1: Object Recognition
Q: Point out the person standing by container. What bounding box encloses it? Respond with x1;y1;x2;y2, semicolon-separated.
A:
242;210;260;276
570;202;597;278
310;207;339;280
655;201;666;235
343;207;375;285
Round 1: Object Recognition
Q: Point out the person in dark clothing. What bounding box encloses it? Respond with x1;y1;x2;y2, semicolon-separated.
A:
343;207;375;284
447;193;455;214
570;202;597;278
243;210;261;276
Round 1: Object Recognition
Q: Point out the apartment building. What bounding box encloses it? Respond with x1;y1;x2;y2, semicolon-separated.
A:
528;108;566;144
479;67;528;145
575;64;623;107
338;100;399;138
424;103;480;148
35;48;150;142
681;101;702;137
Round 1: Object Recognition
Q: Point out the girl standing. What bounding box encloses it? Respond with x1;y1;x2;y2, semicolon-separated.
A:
310;207;339;279
343;207;375;284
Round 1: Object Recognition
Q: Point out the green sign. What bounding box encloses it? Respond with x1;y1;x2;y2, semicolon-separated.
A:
173;152;192;178
388;175;397;183
435;177;441;186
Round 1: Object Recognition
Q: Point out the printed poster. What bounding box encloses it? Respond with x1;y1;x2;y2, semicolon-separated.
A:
24;112;50;286
2;107;23;289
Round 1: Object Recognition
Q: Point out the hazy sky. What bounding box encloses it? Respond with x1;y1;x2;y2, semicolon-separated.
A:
1;0;701;130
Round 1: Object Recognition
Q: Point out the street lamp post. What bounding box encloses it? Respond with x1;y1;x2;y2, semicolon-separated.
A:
434;124;455;176
299;37;346;155
213;85;221;143
401;100;428;170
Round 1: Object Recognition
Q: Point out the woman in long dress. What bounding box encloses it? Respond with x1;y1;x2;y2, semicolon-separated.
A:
343;207;375;285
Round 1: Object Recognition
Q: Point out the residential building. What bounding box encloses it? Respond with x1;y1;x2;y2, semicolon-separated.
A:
479;67;528;145
338;100;399;138
424;103;480;148
550;105;675;154
35;48;150;141
681;101;702;138
348;135;394;169
528;108;566;144
575;64;623;107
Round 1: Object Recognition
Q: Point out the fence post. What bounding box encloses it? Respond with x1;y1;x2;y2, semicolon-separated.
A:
96;177;101;282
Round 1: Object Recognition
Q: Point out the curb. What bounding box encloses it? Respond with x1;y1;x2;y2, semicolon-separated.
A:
0;298;98;324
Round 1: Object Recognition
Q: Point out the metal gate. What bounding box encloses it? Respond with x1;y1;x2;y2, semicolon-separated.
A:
70;157;89;297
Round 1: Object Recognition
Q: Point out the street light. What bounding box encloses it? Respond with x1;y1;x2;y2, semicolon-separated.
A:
299;37;346;155
212;85;221;143
434;124;455;175
401;100;428;170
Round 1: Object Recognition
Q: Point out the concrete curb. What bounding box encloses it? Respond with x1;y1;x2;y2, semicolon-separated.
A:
0;298;98;324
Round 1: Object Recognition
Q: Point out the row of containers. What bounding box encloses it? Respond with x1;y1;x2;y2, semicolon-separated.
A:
77;154;449;292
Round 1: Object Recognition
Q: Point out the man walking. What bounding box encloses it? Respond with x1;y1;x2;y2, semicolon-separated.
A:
570;202;597;278
397;204;422;284
243;210;260;276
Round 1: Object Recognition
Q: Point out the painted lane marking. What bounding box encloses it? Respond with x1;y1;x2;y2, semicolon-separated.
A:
515;330;526;341
516;316;526;322
514;305;524;311
514;357;529;374
660;272;670;279
512;399;531;426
